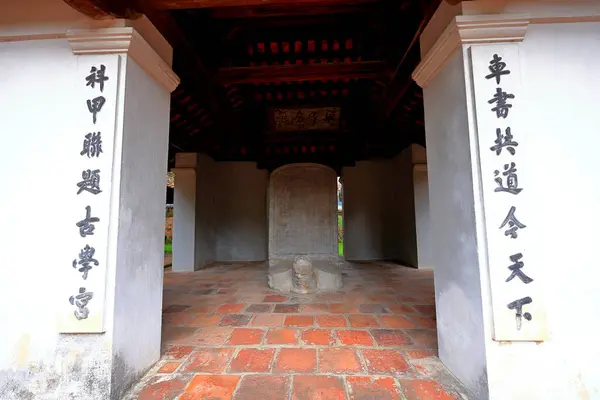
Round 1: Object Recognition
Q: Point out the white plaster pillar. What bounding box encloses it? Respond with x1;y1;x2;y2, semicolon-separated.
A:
172;153;198;272
0;5;178;398
413;1;600;399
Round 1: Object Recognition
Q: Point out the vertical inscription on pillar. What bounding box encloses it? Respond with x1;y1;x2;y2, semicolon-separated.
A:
470;45;546;341
59;56;121;333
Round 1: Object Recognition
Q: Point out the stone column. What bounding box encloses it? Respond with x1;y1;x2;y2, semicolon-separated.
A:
172;153;198;272
413;1;600;399
0;6;178;399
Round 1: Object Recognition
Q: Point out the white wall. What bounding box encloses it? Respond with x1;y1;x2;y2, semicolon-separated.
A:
214;162;268;261
111;57;170;399
343;161;386;260
172;168;197;271
423;51;489;399
0;35;115;400
194;155;217;269
192;160;268;265
0;30;171;400
480;21;600;400
343;151;417;265
413;165;433;268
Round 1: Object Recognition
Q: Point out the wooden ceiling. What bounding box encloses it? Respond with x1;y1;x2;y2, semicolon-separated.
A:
65;0;445;171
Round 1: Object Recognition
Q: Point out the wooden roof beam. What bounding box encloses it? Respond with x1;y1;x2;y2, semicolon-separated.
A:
149;0;384;10
217;61;387;85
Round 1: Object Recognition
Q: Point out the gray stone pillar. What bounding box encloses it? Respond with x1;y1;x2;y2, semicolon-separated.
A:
172;153;198;272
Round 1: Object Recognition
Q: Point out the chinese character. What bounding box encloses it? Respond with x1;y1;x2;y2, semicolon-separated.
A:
76;205;100;238
499;206;526;239
87;96;106;124
505;253;533;284
86;64;109;92
490;127;518;156
485;54;511;84
274;109;289;129
494;162;523;195
76;169;102;195
323;109;337;125
488;88;515;119
293;110;305;128
69;287;94;320
308;111;318;126
507;296;533;331
72;245;99;280
81;132;103;158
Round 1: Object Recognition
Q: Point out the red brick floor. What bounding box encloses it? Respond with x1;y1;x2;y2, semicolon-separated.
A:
124;262;471;400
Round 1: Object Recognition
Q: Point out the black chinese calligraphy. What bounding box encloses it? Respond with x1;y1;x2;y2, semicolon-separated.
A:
485;54;511;84
293;110;305;129
490;127;518;156
72;245;99;280
69;287;94;320
323;109;337;125
499;206;526;239
87;96;106;124
488;88;515;119
76;205;100;238
505;253;533;284
494;162;523;195
76;169;102;195
507;296;532;331
86;65;109;93
81;132;103;158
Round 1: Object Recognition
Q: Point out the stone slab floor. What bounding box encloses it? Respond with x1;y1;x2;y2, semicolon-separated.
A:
124;262;473;400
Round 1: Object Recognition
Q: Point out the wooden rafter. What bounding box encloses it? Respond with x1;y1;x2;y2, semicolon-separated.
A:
217;61;387;84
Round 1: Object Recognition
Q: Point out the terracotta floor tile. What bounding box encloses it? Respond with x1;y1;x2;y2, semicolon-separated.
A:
263;295;287;302
370;329;414;347
348;315;380;328
274;304;300;313
266;328;298;345
246;304;273;313
380;316;417;329
251;314;284;327
318;348;363;374
157;362;181;374
180;375;240;400
347;376;402;400
162;345;194;360
186;327;233;346
406;329;438;348
399;379;457;400
181;348;234;373
219;314;251;327
337;330;374;346
317;315;347;328
274;348;317;373
227;328;265;345
136;376;188;400
129;263;465;399
361;349;410;375
292;375;346;400
233;376;290;399
330;303;359;313
229;348;275;373
301;329;334;345
188;314;222;327
300;303;330;313
285;315;314;327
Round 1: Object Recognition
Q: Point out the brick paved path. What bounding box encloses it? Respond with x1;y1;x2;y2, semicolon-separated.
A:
124;262;471;400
